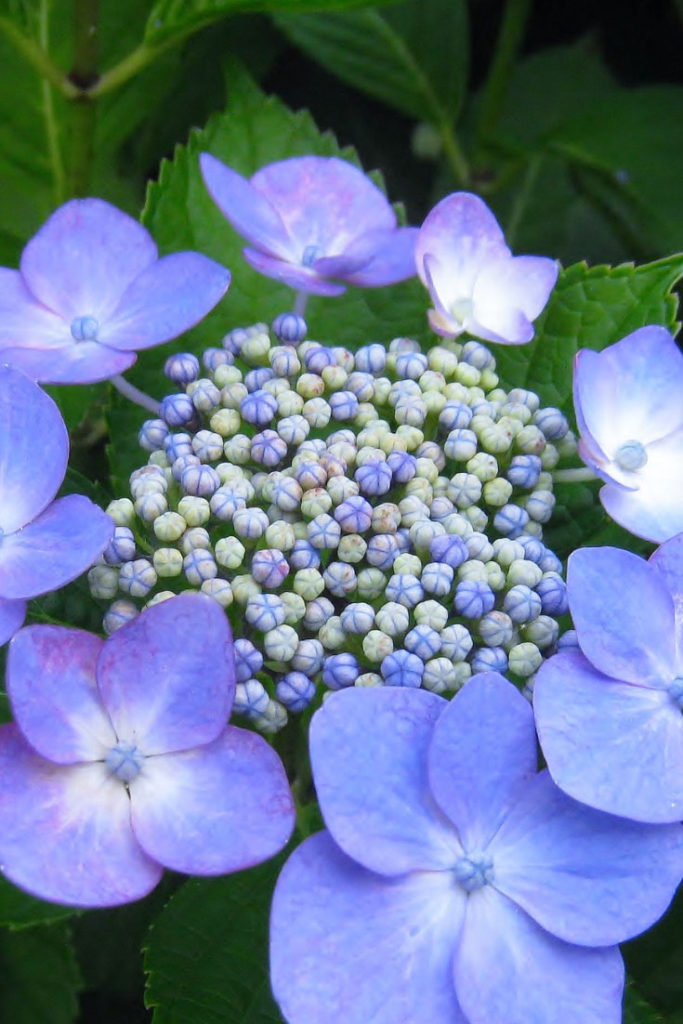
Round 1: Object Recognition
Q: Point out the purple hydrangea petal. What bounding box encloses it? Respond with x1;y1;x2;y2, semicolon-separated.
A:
428;674;537;849
567;546;676;685
453;886;624;1024
0;724;162;907
310;253;372;280
129;726;294;874
472;255;558;345
101;252;230;352
6;625;115;763
242;248;346;296
416;192;509;300
0;596;27;645
574;327;683;451
0;364;68;533
650;534;683;652
534;649;683;822
491;770;683;946
0;268;66;348
19;198;158;322
270;830;468;1024
250;156;396;254
0;341;137;385
0;494;114;599
96;593;235;756
309;687;461;875
339;226;419;287
599;429;683;542
199;153;295;260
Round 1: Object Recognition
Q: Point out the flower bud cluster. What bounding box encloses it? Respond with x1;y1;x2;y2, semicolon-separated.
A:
93;319;575;731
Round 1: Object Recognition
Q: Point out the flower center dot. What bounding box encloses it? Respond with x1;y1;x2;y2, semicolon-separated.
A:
668;677;683;710
105;741;145;783
454;851;494;892
614;439;647;472
70;315;99;342
301;245;320;267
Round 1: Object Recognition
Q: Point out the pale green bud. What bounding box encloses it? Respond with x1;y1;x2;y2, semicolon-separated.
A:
177;496;210;527
241;331;271;363
355;672;383;688
277;390;305;417
372;377;392;404
465;452;498;482
265;521;296;550
540;444;560;469
327;476;359;505
223;435;251;465
396;425;423;451
375;601;409;636
448;473;482;509
394;553;422;576
280;591;306;625
209;408;241;437
405;478;433;506
135;492;168;522
355;403;380;428
521;615;560;649
415;457;439;483
410;519;445;553
301;488;333;518
337;534;367;563
508;641;543;677
457;560;488;583
263;377;290;397
442;512;473;537
322;365;347;390
428;347;459;377
414;600;448;630
319;616;345;649
395;398;426;427
454;363;481;387
257;700;289;734
144;591;175;609
371;503;401;534
296;372;325;399
294;568;325;601
214;364;243;387
485;561;506;591
362;629;394;662
500;401;532;425
153;547;183;578
419;370;446;392
399;495;430;526
507;559;544;588
356;567;387;600
106;498;135;527
479;423;515;455
200;578;233;607
443;382;469;401
479;368;499;391
422;658;458;694
215;536;245;570
220;382;248;409
88;563;120;599
483;477;513;507
515;425;546;455
302;397;331;428
232;574;261;604
179;527;211;555
462;506;488;532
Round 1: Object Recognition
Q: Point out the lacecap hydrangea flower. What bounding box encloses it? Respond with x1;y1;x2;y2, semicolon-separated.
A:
415;191;558;344
534;534;683;823
0;364;114;645
92;317;578;732
0;593;295;906
573;325;683;542
0;198;230;384
200;154;418;296
270;675;683;1024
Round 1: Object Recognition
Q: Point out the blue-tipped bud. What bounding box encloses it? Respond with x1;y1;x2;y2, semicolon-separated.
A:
70;314;99;341
355;459;393;496
380;649;424;688
272;312;307;345
355;343;387;374
241;389;278;425
233;679;270;719
503;584;543;623
160;392;196;427
164;352;200;385
471;646;508;674
323;653;359;690
234;638;264;682
506;454;542;489
103;526;136;566
454;579;496;618
276;672;315;711
536;572;569;615
138;419;169;452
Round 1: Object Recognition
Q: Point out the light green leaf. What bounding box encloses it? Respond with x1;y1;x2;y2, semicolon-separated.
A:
144;0;402;45
622;983;665;1024
144;860;285;1024
275;0;469;124
493;255;683;415
107;60;427;488
0;923;82;1024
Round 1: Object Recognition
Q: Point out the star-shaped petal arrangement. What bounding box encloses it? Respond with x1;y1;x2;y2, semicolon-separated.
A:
270;675;683;1024
573;325;683;542
534;535;683;823
200;154;418;296
0;593;295;906
0;198;231;384
0;364;114;645
415;191;558;344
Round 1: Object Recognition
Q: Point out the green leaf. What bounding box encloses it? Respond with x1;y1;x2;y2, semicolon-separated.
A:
107;60;428;487
275;0;469;124
0;877;77;931
0;923;82;1024
623;983;665;1024
144;0;402;45
548;86;683;255
144;859;285;1023
493;255;683;415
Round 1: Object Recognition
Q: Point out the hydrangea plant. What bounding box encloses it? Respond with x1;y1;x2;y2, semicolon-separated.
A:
1;7;683;1019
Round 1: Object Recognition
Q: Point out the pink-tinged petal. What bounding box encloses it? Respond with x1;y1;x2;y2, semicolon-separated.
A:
251;156;396;256
101;252;230;352
650;534;683;657
0;365;68;533
242;248;346;295
0;597;26;645
573;327;683;452
428;674;537;850
471;254;558;344
309;687;460;876
0;268;67;348
453;887;624;1024
96;593;235;755
271;831;468;1024
534;649;683;823
343;226;419;287
20;198;158;323
0;494;114;599
0;342;137;385
491;771;683;947
416;192;509;297
0;724;162;907
200;153;296;260
567;546;676;685
599;429;683;543
7;625;114;763
129;725;294;874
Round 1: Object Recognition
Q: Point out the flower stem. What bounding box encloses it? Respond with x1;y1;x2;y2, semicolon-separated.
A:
109;374;161;415
553;467;599;483
0;15;78;97
293;291;309;318
475;0;533;145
